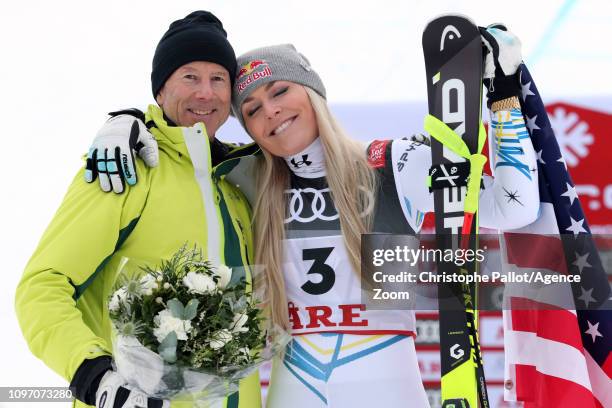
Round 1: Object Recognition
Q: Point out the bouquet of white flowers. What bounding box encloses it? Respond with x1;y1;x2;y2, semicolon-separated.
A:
108;244;288;404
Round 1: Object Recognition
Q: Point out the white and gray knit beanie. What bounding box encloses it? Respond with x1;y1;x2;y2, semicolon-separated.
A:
231;44;326;127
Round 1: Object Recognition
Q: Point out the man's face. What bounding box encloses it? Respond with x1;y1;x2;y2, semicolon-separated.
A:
156;61;231;137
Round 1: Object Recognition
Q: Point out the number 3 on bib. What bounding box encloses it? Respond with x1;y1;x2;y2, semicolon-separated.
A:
283;235;415;336
301;247;335;295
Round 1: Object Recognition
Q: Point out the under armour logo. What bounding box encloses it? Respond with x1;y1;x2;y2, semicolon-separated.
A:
290;155;312;168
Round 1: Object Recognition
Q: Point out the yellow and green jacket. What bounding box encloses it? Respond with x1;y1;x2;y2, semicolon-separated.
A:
15;105;261;408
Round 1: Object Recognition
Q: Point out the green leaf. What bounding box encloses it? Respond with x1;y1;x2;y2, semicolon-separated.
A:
159;348;177;363
167;298;184;319
159;331;178;363
184;299;200;320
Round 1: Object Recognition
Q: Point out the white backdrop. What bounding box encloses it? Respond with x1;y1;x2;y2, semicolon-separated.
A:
1;1;610;406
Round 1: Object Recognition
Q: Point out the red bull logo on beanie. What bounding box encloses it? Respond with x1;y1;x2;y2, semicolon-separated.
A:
236;60;273;94
236;59;267;79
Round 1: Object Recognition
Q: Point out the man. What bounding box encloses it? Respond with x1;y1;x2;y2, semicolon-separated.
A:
15;11;261;408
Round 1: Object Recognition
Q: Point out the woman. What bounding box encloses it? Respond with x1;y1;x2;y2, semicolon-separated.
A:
86;28;538;407
229;41;538;407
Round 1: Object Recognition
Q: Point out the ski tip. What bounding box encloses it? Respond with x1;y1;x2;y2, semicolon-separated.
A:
423;13;477;29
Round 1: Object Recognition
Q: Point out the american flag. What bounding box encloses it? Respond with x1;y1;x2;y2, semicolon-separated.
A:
501;65;611;407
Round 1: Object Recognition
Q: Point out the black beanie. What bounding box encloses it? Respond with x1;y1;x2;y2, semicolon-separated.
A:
151;11;237;98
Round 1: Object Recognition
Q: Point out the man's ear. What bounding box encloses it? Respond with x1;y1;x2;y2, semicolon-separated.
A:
155;88;164;106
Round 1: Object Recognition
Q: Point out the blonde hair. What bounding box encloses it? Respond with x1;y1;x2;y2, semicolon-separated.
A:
252;87;378;329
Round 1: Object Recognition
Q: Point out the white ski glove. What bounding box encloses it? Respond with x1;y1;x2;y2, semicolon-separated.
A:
96;370;169;408
85;112;158;194
480;23;522;79
479;24;524;107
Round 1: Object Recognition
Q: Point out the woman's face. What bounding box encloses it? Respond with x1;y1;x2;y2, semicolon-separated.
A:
241;81;318;157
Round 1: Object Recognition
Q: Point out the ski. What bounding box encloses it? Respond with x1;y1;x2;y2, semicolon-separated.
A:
422;15;489;408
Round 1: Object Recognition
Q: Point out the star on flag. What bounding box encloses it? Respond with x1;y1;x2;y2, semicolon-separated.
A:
577;286;597;308
584;321;603;343
557;156;567;170
573;251;591;274
566;216;587;235
561;182;578;205
525;115;540;133
521;80;535;101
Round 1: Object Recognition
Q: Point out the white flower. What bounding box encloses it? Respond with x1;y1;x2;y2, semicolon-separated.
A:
109;287;127;312
155;297;163;304
209;329;233;350
215;264;232;289
140;274;158;296
230;313;249;333
163;282;172;290
153;309;192;343
182;271;216;294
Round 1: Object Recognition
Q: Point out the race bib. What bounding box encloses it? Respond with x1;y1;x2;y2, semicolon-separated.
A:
283;235;416;335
